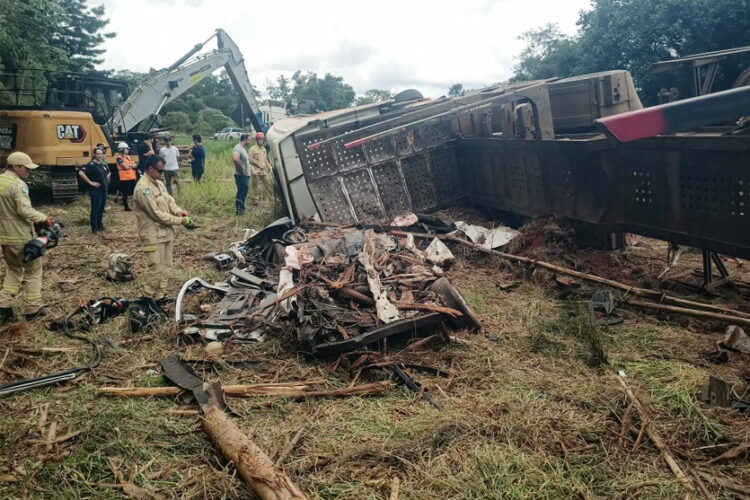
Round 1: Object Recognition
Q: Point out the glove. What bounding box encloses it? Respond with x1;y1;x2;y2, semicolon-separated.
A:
34;217;52;233
183;216;198;230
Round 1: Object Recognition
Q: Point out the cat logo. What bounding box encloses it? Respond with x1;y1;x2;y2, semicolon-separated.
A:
56;124;87;143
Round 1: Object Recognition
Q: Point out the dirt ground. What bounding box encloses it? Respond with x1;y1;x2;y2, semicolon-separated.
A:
1;163;750;499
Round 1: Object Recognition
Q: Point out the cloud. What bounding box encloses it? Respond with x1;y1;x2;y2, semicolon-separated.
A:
271;43;378;72
98;0;592;98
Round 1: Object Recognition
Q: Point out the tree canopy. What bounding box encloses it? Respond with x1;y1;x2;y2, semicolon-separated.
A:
267;71;356;111
513;0;750;104
0;0;114;72
355;89;394;106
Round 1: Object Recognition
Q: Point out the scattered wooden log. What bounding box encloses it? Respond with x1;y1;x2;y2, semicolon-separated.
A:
99;381;395;399
617;375;694;494
201;405;309;499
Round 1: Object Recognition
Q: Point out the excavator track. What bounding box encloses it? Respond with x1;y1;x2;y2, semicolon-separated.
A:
50;167;78;202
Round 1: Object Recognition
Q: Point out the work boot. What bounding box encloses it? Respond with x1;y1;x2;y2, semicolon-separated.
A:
123;196;132;212
24;307;51;321
0;307;14;324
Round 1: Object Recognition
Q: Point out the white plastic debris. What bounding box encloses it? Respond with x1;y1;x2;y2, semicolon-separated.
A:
277;268;296;314
452;221;520;249
284;245;313;270
359;230;401;323
424;238;455;264
391;212;419;227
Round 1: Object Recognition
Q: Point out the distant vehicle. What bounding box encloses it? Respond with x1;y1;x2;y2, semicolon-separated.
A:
214;127;245;140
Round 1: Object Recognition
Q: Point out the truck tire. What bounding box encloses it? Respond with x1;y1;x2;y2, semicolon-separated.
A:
50;167;78;202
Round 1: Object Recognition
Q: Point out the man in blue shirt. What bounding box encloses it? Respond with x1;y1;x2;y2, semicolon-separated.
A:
190;134;206;182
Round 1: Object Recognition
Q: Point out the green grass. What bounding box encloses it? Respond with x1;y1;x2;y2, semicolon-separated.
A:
1;155;749;498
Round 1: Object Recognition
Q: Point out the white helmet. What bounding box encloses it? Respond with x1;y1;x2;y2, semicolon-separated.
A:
117;142;130;151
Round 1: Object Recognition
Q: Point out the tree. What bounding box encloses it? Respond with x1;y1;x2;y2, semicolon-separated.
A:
513;0;750;104
266;75;292;100
355;89;394;106
54;0;116;72
162;111;191;134
0;0;69;71
0;0;113;73
290;71;355;111
513;24;581;81
448;83;464;97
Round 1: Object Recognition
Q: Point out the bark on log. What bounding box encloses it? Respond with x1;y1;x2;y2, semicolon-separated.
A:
201;405;309;500
617;376;694;494
99;381;395;399
428;277;482;330
624;299;750;327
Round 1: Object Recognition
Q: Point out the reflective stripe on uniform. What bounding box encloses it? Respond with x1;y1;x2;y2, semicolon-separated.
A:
26;292;41;300
142;244;158;252
0;236;28;244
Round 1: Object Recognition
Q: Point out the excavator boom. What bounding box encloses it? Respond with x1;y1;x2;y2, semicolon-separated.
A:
110;29;263;134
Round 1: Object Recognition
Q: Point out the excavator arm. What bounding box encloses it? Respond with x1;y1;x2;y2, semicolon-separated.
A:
110;29;263;135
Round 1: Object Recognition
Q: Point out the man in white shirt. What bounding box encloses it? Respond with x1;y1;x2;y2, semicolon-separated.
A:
158;135;181;196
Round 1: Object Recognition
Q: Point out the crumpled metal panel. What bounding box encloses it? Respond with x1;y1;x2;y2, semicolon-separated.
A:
295;122;461;223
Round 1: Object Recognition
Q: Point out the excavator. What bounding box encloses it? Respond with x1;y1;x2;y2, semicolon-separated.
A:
0;29;263;201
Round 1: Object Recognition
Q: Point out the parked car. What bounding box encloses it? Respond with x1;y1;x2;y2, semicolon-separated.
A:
213;127;246;140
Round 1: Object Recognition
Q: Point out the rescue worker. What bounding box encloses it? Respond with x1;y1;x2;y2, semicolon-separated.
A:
116;142;137;211
133;156;189;299
248;132;273;203
0;151;52;323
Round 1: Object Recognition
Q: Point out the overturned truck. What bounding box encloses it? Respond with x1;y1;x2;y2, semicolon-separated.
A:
266;70;750;272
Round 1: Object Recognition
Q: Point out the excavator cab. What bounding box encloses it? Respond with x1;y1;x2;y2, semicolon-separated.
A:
0;70;129;200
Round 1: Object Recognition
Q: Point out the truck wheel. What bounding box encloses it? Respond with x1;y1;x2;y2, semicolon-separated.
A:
50;167;78;202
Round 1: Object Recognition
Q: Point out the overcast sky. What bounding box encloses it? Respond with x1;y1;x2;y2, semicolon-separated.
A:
99;0;592;98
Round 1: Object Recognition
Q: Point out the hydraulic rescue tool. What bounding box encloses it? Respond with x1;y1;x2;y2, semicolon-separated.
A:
23;219;63;262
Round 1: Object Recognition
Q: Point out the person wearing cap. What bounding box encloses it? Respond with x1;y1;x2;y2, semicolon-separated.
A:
248;131;273;204
158;135;180;196
133;156;189;299
137;134;155;176
116;142;137;211
0;152;51;323
78;146;110;232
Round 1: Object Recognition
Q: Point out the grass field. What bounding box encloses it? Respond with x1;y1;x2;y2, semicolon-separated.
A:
1;139;749;499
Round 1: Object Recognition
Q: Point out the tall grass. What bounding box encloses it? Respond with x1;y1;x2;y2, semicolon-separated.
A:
173;137;278;230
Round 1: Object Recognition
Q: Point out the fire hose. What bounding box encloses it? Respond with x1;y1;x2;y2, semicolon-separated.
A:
0;298;128;398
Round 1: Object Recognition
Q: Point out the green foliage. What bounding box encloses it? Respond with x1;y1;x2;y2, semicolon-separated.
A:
514;0;750;104
266;71;357;112
290;70;356;111
0;0;113;72
355;89;394;105
0;0;68;71
514;24;581;80
162;111;191;134
448;83;465;97
266;75;292;100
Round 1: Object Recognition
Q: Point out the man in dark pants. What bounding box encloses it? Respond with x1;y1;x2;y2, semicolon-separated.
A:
78;147;110;232
232;133;251;215
137;134;155;176
190;134;206;181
